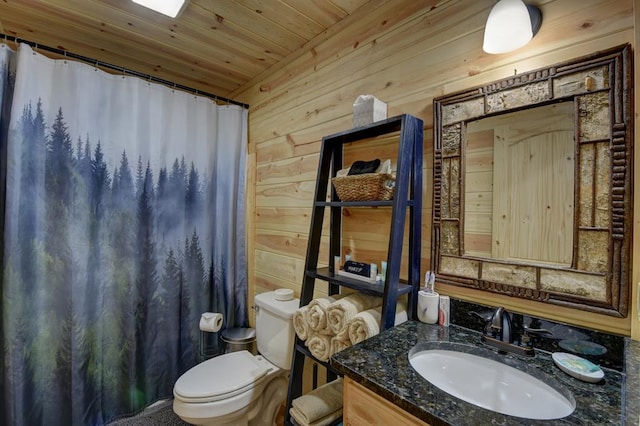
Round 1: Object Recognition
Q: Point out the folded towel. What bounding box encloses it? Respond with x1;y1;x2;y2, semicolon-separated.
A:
327;293;381;334
293;305;311;341
306;333;332;362
330;326;352;356
308;294;344;335
289;406;342;426
348;301;408;345
291;378;343;425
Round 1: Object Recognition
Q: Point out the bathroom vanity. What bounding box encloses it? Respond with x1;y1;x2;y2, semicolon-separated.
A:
331;320;638;425
343;376;429;425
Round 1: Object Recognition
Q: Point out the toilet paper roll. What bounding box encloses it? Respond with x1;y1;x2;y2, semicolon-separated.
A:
199;312;223;332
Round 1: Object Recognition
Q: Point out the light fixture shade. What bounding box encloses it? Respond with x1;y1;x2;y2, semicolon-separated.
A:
483;0;534;54
132;0;187;18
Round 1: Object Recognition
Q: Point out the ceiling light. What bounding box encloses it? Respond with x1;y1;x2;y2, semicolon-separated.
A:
132;0;187;18
483;0;542;54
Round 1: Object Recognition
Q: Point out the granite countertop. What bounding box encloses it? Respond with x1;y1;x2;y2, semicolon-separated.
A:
331;321;639;425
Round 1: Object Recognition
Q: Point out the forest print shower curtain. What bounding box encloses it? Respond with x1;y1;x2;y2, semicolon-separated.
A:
0;43;248;425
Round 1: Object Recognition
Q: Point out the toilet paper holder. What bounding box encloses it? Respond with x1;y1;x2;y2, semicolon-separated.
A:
199;312;224;359
199;329;221;359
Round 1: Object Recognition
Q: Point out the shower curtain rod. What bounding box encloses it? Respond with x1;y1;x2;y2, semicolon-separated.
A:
0;33;249;109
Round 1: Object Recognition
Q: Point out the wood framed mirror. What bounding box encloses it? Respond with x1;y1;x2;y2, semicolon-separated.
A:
432;44;632;317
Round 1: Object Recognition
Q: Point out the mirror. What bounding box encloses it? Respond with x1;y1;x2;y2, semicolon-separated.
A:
432;45;632;316
464;102;575;266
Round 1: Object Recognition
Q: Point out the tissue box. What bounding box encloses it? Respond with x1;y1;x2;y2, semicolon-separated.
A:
353;95;387;127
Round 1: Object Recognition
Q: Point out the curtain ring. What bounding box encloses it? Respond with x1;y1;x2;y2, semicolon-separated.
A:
33;43;37;55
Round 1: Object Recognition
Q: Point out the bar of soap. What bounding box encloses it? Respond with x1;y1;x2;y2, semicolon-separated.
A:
552;352;604;383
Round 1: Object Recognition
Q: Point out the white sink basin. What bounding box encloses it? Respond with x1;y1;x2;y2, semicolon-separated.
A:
409;346;575;420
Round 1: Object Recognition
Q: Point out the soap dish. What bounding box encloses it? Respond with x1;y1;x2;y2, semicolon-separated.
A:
552;352;604;383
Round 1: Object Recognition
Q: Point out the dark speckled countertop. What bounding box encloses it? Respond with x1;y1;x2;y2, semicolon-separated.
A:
331;321;640;425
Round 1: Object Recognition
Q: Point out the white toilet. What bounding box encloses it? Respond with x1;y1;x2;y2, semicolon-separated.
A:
173;290;299;426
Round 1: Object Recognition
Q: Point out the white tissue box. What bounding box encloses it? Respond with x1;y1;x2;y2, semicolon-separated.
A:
353;95;387;127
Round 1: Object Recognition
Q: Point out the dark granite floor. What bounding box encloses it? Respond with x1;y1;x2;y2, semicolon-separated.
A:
106;400;190;426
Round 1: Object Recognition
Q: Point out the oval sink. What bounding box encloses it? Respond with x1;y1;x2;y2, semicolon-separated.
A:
409;346;575;420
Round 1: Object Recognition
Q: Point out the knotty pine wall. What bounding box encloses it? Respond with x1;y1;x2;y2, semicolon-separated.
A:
232;0;638;338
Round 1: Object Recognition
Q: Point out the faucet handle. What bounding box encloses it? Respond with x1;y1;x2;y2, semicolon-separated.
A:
521;326;553;347
469;311;492;323
523;326;553;336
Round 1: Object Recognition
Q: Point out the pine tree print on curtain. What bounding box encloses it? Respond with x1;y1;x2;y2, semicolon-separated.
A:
0;43;248;426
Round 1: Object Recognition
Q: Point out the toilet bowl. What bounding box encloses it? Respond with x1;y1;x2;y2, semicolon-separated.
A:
173;290;299;426
173;351;286;425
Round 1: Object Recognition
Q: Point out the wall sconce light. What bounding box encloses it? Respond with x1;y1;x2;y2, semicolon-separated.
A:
483;0;542;54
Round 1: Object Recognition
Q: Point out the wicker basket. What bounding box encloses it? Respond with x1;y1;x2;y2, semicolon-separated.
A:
331;173;395;201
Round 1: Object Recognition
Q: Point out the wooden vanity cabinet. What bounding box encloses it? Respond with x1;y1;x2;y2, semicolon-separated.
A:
343;377;430;426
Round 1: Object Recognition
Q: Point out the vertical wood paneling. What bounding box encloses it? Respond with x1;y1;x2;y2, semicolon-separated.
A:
237;0;635;336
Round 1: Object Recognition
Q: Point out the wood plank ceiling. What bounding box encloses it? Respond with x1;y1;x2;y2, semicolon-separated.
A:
0;0;370;102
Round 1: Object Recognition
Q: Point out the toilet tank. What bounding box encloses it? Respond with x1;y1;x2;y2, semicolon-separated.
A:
254;291;299;370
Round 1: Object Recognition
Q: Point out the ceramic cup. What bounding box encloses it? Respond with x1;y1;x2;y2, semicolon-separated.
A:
417;290;440;324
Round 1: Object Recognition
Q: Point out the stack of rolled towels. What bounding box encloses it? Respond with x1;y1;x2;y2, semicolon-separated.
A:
289;378;343;426
293;292;408;362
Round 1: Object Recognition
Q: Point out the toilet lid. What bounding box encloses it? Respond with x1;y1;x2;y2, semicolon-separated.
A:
174;350;268;402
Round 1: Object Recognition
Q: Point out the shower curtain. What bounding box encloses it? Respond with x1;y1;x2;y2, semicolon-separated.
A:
0;43;249;426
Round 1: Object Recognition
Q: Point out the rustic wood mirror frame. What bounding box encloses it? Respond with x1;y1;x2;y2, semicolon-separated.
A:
432;44;632;317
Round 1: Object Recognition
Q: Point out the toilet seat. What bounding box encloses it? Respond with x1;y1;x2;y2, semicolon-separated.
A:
173;350;270;403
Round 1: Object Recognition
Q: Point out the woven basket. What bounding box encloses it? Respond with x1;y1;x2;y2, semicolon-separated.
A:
331;173;395;201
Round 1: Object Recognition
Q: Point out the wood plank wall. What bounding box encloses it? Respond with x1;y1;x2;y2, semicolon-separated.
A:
232;0;636;336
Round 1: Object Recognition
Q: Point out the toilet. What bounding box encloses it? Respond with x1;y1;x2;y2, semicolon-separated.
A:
173;290;299;426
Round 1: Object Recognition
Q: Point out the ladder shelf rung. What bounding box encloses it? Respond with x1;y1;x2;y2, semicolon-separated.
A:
307;267;413;296
322;114;408;143
294;342;342;375
314;200;415;208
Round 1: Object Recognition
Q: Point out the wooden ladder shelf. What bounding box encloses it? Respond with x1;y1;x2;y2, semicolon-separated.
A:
284;114;423;426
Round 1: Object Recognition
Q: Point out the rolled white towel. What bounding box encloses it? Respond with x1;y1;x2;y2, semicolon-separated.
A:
348;309;381;345
348;300;408;345
308;294;344;335
293;305;311;341
327;293;381;334
290;378;343;426
330;326;351;356
306;333;332;362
